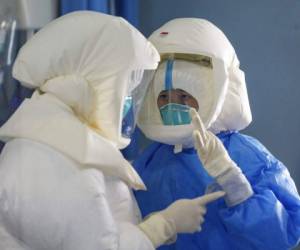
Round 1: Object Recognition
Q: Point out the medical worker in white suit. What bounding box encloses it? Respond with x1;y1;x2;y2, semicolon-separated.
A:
0;12;224;250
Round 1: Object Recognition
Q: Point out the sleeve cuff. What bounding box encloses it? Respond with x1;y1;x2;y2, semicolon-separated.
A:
138;213;177;248
216;166;254;207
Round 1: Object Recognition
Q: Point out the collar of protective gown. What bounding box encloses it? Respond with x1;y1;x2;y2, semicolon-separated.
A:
0;92;146;191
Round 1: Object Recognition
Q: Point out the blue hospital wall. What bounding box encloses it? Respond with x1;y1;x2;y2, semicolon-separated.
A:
139;0;300;188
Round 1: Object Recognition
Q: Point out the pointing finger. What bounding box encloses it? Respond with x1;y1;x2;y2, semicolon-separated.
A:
190;109;208;141
196;191;226;205
193;130;205;148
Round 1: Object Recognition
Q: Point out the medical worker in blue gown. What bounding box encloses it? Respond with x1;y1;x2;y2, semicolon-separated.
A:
134;18;300;250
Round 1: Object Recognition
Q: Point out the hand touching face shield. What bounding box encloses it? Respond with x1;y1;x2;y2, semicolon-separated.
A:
190;108;253;207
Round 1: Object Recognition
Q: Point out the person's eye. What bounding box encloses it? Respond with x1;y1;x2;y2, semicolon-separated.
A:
159;94;168;99
181;94;189;100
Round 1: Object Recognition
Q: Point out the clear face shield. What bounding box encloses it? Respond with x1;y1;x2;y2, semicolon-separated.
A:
121;69;155;139
156;53;213;126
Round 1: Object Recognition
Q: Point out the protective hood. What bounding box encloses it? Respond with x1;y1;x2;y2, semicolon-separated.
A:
138;18;252;146
0;11;160;189
11;11;159;148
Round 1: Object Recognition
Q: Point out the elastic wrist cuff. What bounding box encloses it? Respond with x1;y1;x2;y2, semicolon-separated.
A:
138;213;177;248
216;167;253;207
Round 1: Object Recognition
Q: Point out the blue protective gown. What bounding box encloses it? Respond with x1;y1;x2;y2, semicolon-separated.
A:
134;131;300;250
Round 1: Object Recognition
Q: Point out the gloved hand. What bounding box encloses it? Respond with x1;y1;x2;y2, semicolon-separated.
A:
161;191;225;233
139;191;225;248
190;108;253;207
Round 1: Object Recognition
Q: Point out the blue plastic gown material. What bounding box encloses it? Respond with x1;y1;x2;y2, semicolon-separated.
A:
134;131;300;250
60;0;109;15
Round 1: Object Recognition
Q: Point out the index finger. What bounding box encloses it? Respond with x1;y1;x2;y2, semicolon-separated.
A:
190;108;208;142
196;191;226;205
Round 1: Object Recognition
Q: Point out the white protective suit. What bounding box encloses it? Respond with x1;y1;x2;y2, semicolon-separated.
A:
0;11;161;250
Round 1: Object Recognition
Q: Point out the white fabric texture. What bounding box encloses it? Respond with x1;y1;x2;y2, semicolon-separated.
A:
138;18;252;145
0;11;160;188
0;92;145;190
0;224;29;250
0;11;164;250
191;109;253;206
12;11;159;149
0;138;154;250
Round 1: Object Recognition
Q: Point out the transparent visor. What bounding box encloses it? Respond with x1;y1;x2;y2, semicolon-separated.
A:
121;69;155;138
138;53;215;127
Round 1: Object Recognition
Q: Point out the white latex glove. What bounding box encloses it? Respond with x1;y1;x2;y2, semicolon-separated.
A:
161;191;225;233
190;108;253;206
139;191;225;248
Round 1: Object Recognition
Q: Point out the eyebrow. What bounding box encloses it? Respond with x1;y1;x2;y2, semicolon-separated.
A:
176;89;195;98
159;89;190;95
159;90;168;95
176;89;190;94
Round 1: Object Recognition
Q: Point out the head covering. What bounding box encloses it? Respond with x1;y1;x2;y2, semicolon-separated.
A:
138;18;252;146
12;11;159;148
0;11;160;189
